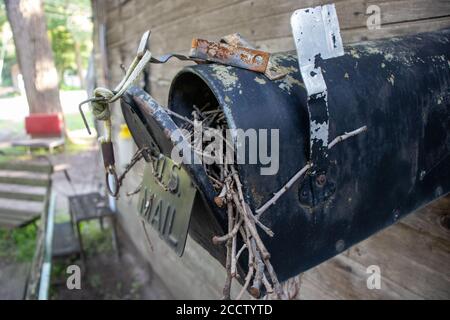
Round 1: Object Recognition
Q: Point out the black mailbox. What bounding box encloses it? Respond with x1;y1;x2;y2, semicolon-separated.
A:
120;29;450;284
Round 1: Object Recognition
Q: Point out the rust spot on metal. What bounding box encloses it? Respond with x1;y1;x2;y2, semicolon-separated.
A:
133;95;155;115
214;196;224;208
190;38;270;73
315;174;327;187
164;128;172;139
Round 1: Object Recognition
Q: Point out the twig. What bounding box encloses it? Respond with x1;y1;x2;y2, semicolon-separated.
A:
222;197;234;300
328;125;367;149
235;244;247;261
230;165;273;236
236;265;254;300
249;239;265;298
245;202;274;237
232;193;270;260
236;226;254;300
262;274;274;294
231;231;237;277
255;125;367;218
212;217;243;244
264;259;287;300
165;108;195;125
255;163;312;218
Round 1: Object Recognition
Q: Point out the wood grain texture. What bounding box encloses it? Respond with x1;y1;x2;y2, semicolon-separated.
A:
297;195;450;299
98;0;450;103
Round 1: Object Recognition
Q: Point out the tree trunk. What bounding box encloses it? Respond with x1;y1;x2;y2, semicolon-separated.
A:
5;0;62;114
74;41;85;89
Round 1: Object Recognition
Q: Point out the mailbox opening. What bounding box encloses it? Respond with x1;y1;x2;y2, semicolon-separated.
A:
169;72;221;124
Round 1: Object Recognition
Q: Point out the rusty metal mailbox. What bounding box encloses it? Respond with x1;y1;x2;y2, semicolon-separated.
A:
119;27;450;286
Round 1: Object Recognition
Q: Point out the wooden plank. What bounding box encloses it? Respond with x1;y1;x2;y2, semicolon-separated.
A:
299;253;423;299
0;214;39;228
0;263;30;299
52;222;81;257
400;195;450;243
0;199;43;217
297;195;450;299
0;170;50;187
0;207;42;219
0;184;47;202
250;16;450;51
143;16;450;104
107;0;242;48
0;161;52;174
343;224;450;299
0;191;45;202
145;0;450;53
343;15;450;43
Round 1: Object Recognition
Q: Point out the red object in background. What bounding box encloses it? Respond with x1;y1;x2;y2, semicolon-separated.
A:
25;113;63;137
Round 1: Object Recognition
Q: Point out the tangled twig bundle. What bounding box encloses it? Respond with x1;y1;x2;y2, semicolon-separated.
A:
168;102;367;300
170;103;287;300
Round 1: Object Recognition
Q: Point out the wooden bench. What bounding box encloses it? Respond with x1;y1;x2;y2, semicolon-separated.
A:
12;113;65;154
0;159;54;299
0;161;52;228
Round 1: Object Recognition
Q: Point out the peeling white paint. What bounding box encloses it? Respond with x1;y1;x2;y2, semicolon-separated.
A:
254;77;266;85
310;120;329;147
211;65;238;92
388;74;395;86
350;49;360;59
384;53;394;62
278;74;305;94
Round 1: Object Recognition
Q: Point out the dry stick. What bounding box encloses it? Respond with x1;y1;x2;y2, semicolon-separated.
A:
245;203;274;237
232;193;270;260
249;238;265;298
255;125;368;218
328;125;367;149
236;264;254;300
236;226;255;300
212;217;243;244
255;163;312;218
264;259;287;300
208;175;224;188
231;231;237;277
222;193;234;300
165;108;195;125
235;244;247;262
230;165;274;237
262;274;274;294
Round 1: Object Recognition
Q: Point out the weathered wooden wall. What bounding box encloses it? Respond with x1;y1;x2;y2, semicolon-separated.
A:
96;0;450;103
91;0;450;299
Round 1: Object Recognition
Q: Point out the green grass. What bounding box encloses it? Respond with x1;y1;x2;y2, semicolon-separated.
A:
0;223;38;263
0;91;20;99
80;220;114;256
64;112;94;132
59;84;82;91
0;119;24;135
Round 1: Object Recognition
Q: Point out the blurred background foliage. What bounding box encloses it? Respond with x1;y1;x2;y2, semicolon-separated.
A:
0;0;92;89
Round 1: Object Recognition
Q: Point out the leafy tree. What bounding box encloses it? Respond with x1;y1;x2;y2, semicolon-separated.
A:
1;0;91;90
5;0;62;114
44;0;92;88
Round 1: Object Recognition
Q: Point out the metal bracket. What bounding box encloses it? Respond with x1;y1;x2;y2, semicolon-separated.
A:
189;38;270;73
291;4;344;175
